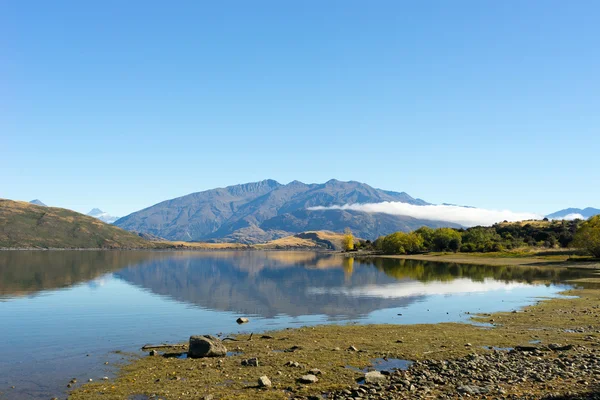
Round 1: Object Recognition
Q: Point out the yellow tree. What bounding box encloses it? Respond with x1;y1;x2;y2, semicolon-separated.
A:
342;228;354;251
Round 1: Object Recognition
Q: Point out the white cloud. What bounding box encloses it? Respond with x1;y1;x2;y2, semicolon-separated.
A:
553;213;585;221
308;202;542;227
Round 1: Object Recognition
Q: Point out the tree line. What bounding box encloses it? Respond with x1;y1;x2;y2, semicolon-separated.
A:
359;216;600;257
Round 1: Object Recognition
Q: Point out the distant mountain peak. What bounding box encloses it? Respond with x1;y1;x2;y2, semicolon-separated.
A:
546;207;600;220
87;208;119;224
29;199;46;207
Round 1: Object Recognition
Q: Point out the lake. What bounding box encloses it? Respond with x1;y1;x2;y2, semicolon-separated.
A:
0;250;588;399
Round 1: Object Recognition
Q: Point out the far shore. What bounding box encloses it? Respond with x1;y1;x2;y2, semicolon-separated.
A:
368;251;600;271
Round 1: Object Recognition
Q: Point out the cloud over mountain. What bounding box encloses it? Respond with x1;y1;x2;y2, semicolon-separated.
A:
308;202;542;227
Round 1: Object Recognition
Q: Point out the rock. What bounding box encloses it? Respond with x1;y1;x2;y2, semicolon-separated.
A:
284;345;302;352
548;343;573;351
465;343;472;347
88;379;93;382
149;350;158;356
457;385;490;395
188;335;227;358
364;371;387;384
514;345;539;352
348;345;359;352
309;368;323;375
258;375;272;387
102;377;109;381
203;395;214;400
285;361;302;368
236;317;249;324
241;357;259;367
298;374;319;384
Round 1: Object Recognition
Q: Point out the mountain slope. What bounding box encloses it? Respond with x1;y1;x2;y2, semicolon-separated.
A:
114;179;454;242
29;199;46;206
0;199;161;249
546;207;600;220
87;208;120;224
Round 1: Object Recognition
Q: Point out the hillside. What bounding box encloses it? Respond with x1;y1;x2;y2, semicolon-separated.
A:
256;231;351;250
0;199;163;249
114;179;455;243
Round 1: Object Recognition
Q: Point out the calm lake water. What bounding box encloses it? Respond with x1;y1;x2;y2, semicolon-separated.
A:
0;250;589;399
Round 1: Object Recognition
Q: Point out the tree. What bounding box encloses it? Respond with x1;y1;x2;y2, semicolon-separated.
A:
342;228;354;251
432;228;462;252
380;232;424;255
414;226;434;250
572;216;600;258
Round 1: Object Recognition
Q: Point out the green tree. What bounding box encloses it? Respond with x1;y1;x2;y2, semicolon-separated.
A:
432;228;462;252
572;216;600;258
380;232;424;255
342;228;354;251
414;226;434;250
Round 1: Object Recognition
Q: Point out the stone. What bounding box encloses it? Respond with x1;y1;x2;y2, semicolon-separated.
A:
188;335;227;358
548;343;573;351
203;395;214;400
298;374;319;384
241;357;259;367
457;384;490;395
102;377;109;381
364;370;387;384
258;375;272;387
149;350;158;356
236;317;249;324
309;368;323;375
348;345;359;352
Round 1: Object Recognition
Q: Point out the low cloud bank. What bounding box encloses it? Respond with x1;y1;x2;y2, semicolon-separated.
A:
308;202;542;227
555;213;586;221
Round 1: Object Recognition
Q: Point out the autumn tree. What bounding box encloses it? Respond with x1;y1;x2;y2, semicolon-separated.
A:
342;228;354;251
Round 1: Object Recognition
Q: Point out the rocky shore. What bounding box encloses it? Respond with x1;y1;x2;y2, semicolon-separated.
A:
71;287;600;400
325;343;600;399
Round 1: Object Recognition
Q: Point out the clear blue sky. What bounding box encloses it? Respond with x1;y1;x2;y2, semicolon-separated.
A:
2;1;598;217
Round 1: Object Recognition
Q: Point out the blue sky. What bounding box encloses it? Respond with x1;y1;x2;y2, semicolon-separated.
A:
2;1;599;217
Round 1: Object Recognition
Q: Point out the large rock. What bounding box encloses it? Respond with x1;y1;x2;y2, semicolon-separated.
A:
298;374;319;384
364;370;387;384
188;335;227;358
258;376;272;387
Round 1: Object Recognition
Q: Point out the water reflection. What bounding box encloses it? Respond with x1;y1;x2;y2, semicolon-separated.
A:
0;250;593;400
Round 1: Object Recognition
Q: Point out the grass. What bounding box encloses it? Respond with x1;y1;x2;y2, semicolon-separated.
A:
70;284;600;399
0;199;170;249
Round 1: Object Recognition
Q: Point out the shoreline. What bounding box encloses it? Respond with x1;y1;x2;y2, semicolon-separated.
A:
373;252;600;270
69;283;600;399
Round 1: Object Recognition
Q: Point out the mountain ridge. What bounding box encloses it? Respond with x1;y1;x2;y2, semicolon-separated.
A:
114;179;457;243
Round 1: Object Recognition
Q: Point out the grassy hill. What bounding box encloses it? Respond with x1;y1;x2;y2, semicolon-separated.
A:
0;199;165;249
256;230;355;250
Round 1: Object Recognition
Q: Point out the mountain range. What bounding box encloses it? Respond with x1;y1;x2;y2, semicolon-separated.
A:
114;179;458;243
546;207;600;220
